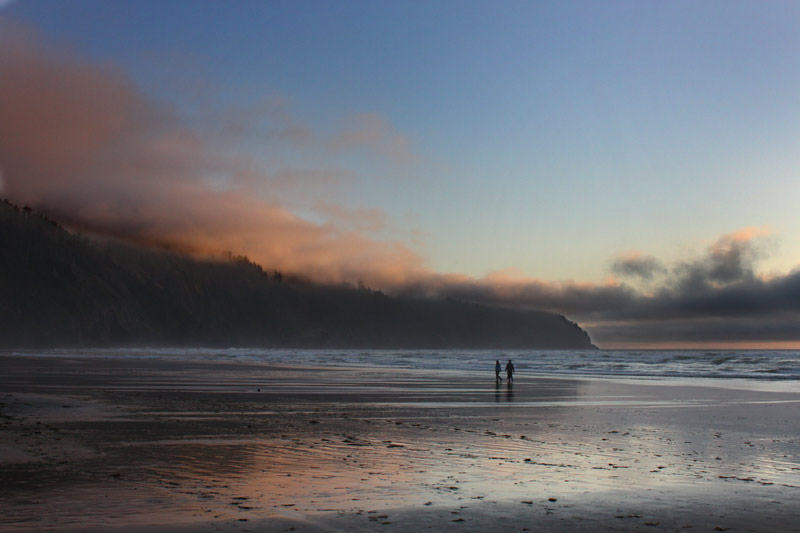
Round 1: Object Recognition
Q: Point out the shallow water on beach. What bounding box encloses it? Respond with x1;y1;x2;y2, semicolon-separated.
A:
2;355;800;531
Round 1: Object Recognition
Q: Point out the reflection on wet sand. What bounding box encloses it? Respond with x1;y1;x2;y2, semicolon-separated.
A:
1;355;800;531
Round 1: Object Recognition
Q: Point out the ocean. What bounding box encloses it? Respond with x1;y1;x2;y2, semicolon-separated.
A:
13;347;800;382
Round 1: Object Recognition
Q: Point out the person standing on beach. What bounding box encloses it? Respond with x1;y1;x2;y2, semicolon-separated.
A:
505;359;515;383
495;360;502;382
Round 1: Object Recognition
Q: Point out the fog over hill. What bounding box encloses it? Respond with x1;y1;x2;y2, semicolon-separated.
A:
0;200;596;349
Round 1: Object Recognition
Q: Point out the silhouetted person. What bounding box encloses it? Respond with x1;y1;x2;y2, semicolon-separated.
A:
495;360;502;382
505;359;515;383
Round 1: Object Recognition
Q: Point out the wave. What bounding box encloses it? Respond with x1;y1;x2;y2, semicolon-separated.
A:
11;347;800;382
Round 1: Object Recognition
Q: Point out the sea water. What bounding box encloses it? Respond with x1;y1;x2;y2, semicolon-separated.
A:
13;347;800;381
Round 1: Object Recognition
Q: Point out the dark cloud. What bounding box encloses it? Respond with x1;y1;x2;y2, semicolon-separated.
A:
672;229;765;294
611;253;665;279
411;231;800;346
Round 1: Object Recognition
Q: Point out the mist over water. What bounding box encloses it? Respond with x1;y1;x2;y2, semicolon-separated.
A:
14;348;800;382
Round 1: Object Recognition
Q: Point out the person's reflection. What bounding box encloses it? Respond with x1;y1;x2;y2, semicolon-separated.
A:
495;380;501;402
506;380;514;401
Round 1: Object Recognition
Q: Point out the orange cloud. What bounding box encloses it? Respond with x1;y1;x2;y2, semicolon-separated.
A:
0;17;425;288
726;227;770;242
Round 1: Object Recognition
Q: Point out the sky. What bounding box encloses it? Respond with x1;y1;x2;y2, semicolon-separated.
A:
2;0;800;348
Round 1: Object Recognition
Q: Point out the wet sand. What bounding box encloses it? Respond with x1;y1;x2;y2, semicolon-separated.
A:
1;354;799;532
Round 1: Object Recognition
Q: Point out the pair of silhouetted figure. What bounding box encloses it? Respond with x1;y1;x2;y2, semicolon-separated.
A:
495;359;514;383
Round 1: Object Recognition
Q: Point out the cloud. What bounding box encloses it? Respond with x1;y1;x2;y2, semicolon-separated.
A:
329;113;418;164
2;17;799;347
673;227;768;291
382;229;800;347
314;201;387;233
611;252;665;280
0;18;425;287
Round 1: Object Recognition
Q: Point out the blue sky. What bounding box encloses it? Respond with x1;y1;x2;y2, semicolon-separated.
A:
3;1;800;346
8;0;800;280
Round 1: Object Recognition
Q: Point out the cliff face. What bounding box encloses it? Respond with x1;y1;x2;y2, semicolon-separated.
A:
0;201;596;349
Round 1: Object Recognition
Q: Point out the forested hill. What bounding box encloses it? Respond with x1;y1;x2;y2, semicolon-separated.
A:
0;200;596;349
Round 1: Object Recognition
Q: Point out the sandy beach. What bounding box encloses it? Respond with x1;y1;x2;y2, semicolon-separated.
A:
1;353;799;532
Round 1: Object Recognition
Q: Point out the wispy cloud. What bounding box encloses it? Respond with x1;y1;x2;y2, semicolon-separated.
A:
314;200;387;233
329;113;418;165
